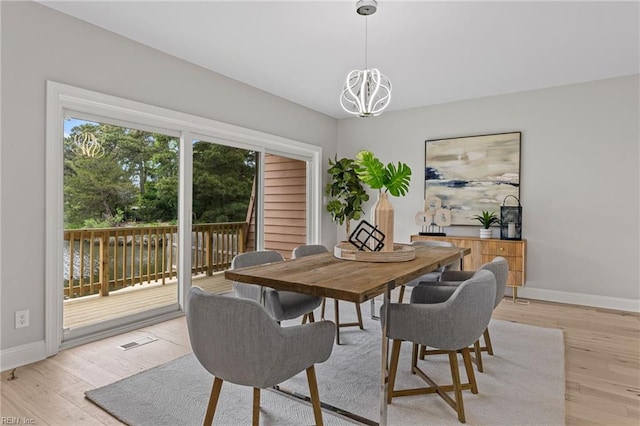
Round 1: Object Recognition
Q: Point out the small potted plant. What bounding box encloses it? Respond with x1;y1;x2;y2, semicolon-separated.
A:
473;211;500;239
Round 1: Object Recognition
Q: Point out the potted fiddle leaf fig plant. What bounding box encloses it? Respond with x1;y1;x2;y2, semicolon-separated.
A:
325;155;369;236
353;150;412;251
473;210;500;239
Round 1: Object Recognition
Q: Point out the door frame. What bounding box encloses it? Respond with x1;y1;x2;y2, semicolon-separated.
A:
45;81;322;355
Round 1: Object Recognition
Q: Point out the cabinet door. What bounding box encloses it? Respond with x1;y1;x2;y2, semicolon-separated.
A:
481;241;525;286
410;235;526;287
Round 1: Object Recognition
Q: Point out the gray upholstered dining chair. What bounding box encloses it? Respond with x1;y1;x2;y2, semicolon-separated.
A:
231;250;323;324
425;256;509;371
383;270;497;423
187;287;335;425
396;240;459;303
292;244;364;344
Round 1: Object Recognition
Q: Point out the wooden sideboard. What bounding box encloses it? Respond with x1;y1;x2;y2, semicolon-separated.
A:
410;235;526;301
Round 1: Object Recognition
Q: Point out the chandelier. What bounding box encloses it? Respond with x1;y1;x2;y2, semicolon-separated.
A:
340;0;392;118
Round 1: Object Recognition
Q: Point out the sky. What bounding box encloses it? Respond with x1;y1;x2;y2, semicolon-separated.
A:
64;117;95;138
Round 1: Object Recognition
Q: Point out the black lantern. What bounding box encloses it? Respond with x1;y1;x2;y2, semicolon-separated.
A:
500;195;522;240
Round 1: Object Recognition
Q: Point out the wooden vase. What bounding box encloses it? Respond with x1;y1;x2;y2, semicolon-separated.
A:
374;192;394;252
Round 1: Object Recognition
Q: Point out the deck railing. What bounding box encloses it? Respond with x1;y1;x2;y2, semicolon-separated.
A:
64;222;247;298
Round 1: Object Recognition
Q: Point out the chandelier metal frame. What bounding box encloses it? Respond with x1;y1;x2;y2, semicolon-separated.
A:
340;0;392;118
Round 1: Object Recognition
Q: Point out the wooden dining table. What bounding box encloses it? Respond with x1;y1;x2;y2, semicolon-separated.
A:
225;244;471;426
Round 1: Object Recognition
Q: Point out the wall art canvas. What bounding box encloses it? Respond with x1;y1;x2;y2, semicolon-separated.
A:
425;132;521;226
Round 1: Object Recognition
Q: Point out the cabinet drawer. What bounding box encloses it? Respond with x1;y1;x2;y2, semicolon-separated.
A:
482;241;523;257
481;255;523;272
410;235;527;288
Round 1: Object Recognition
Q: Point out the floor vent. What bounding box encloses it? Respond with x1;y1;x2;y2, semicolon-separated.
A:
118;336;158;351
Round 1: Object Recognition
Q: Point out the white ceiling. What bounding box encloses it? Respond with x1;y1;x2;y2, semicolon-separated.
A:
39;1;639;119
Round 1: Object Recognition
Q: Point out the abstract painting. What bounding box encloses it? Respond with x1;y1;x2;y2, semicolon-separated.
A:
425;132;521;226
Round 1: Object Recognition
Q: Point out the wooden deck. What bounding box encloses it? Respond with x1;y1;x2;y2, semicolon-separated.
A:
63;272;232;329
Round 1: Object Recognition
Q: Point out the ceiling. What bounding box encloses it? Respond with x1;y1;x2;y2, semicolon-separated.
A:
39;1;639;119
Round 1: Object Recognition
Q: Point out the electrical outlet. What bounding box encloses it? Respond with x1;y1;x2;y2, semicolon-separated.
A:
15;310;29;329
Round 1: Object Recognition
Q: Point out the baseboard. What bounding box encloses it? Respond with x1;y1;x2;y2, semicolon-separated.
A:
517;287;640;313
0;340;46;372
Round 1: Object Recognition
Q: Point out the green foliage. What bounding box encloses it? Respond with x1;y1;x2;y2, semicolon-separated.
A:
354;150;412;197
191;142;255;223
63;122;255;228
473;211;500;229
81;209;125;229
325;156;369;229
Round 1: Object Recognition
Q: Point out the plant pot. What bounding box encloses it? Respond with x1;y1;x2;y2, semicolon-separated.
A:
480;228;492;239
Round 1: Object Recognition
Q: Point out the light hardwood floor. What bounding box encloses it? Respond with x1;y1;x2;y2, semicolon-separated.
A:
2;291;639;425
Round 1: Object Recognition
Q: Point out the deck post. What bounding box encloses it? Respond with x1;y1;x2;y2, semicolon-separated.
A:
99;231;110;296
206;226;213;276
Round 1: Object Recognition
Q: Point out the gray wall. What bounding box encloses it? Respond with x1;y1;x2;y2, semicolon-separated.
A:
338;75;640;302
0;2;338;351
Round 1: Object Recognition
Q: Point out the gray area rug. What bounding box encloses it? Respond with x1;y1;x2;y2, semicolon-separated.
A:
86;305;565;425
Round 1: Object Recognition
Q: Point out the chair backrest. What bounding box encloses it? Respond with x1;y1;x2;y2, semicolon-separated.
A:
389;270;496;351
411;240;459;271
187;287;333;388
231;250;284;302
292;244;329;258
476;256;509;308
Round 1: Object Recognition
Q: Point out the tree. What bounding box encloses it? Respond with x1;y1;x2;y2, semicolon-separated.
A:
64;147;137;227
192;142;255;223
64;121;255;228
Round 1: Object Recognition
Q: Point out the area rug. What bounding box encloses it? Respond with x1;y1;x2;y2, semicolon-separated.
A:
86;306;565;425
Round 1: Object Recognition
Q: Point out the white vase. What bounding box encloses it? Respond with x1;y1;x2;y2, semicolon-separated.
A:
480;228;492;239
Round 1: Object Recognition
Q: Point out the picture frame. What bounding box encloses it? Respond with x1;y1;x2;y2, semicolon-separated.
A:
425;132;521;226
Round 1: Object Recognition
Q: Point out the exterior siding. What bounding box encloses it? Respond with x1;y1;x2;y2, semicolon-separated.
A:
246;154;307;259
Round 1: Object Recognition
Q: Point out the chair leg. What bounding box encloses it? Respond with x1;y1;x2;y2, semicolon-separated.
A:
483;328;494;355
204;377;223;425
411;343;418;374
252;388;260;426
334;299;341;345
392;348;476;423
320;297;327;320
387;339;402;404
306;366;324;426
301;311;315;324
473;340;484;372
461;348;478;394
448;351;466;423
397;285;405;303
354;302;364;329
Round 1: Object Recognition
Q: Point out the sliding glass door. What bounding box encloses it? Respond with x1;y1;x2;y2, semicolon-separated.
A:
189;138;257;294
61;116;180;341
46;82;322;355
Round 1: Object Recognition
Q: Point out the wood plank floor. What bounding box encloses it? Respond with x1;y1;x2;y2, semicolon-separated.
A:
2;287;639;425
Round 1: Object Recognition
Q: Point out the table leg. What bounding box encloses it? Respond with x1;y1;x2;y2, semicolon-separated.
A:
379;281;393;426
370;299;380;320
